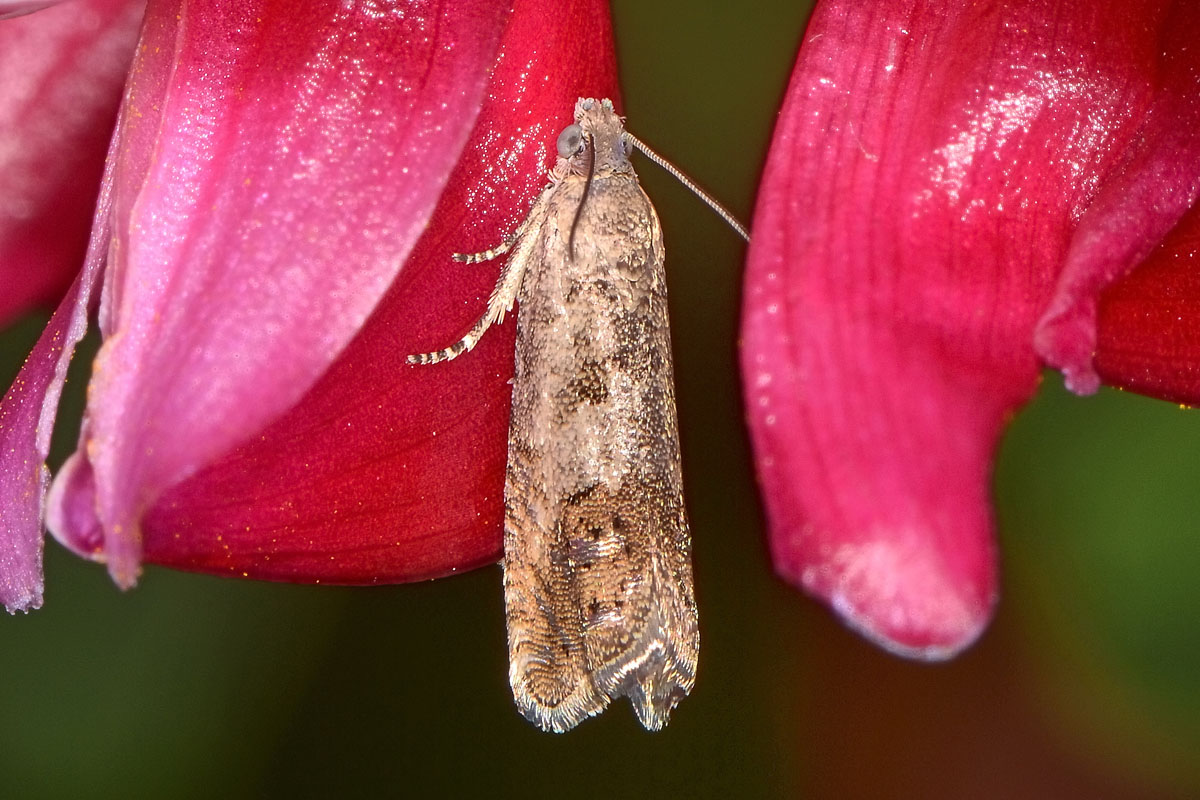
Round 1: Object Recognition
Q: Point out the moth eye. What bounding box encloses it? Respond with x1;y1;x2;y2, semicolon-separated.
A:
556;123;584;158
621;135;633;157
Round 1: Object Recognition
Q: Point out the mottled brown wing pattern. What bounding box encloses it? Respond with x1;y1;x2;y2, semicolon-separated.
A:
503;139;698;732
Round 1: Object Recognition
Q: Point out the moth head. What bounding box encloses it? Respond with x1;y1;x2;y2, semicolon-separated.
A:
563;97;634;176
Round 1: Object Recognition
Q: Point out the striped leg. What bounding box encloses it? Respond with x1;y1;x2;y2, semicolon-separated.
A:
453;233;516;264
407;205;543;365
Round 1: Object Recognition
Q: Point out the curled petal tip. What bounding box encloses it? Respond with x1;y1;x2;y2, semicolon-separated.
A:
46;452;105;561
107;563;141;592
790;531;994;660
1061;369;1102;398
47;444;142;590
2;588;44;615
1034;309;1102;396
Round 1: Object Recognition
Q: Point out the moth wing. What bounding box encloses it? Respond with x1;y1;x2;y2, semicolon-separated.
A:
504;465;611;732
501;195;611;733
570;478;698;731
568;187;698;729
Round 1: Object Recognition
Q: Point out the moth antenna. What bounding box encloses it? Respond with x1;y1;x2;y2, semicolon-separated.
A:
568;132;596;261
623;131;750;242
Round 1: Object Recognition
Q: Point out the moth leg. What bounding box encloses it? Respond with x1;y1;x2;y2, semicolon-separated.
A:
453;233;516;265
406;210;542;365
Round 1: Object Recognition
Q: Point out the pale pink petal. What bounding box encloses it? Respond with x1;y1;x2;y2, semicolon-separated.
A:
0;1;63;20
66;0;511;588
45;452;103;558
0;0;141;325
0;275;87;610
0;133;116;609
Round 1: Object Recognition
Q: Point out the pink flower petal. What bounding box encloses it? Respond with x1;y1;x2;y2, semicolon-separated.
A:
0;136;117;610
45;0;619;584
50;0;513;589
741;0;1194;657
134;0;620;583
1034;2;1200;393
0;0;140;326
0;2;63;20
0;275;87;611
1095;201;1200;403
45;452;104;559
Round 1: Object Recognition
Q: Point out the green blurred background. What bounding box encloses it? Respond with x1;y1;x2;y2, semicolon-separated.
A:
3;3;1200;798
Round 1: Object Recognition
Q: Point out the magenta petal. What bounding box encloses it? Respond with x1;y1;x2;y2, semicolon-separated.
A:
0;281;80;611
1095;201;1200;403
45;452;104;560
0;0;140;325
1034;3;1200;393
2;72;119;610
135;0;621;583
75;0;511;588
741;1;1195;657
0;271;101;612
0;2;62;20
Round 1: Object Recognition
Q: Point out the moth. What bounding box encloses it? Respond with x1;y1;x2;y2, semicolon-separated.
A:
409;98;743;732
